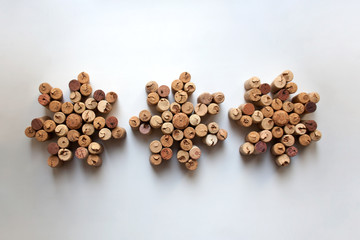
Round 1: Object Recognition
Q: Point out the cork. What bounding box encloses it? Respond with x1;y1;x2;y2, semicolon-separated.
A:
275;154;290;167
289;113;301;125
239;142;255;155
271;75;286;93
80;84;92;97
255;95;272;107
87;154;102;167
204;134;218;146
228;108;242;121
293;103;305;115
161;122;174;135
184;127;196;139
271;143;286;155
55;124;68;137
246;131;260;144
171;79;184;92
158;85;170;98
260;118;274;130
160;135;173;148
82;123;95;136
174;90;188;104
284;124;295;135
217;129;228;141
212;92;225;104
88;142;104;154
84;98;97;110
50;88;63;100
145;81;159;93
274;89;290;101
58;148;73;161
261;106;274;118
78;135;91;147
81;110;95;123
310;129;322;141
160;148;173;160
149;154;162;165
139;123;152;135
177;150;190;163
304;102;317;113
74;102;86;114
195;123;208;137
280;70;294;82
179;72;191;83
38;94;51;106
49;101;62;112
189;114;201;126
75;147;89;160
238;115;253;127
299;134;312;146
184;82;196;94
244;88;261;102
129;116;141;129
25;126;36;138
285;82;298;94
271;98;283;111
93;89;105;102
281;135;295;147
66;113;83;129
97;100;112;113
286;146;298;157
244;77;261;90
239;103;255;115
272;126;284;139
156;98;170;112
181;102;194;115
69;79;81;92
70;91;82;103
39;83;52;94
254;141;267;154
185;159;198;171
61;102;74;115
252;110;264;124
207;122;219;134
308;92;320;103
105;92;118;104
194;103;208;117
170;102;181;114
93;116;106;130
105;116;118;129
208;103;220;115
259;83;271;95
147;92;160;105
57;137;69;149
197;92;213;105
149;115;163;128
292;92;309;104
31;116;50;130
78;72;90;84
172;129;184;141
150;140;162;153
47;142;60;155
282;101;294;113
112;127;126;139
294;123;307;135
43;120;56;133
161;111;173;122
189;146;201;160
99;128;112;140
47;156;63;168
272;110;289;127
260;130;273;142
67;130;80;142
35;130;49;142
53;112;66;124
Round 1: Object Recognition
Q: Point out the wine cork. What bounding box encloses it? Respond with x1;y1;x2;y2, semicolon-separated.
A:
161;111;173;122
271;98;283;111
272;126;284;139
293;103;305;115
179;72;191;83
25;126;36;138
285;82;298;94
112;127;126;139
99;128;112;140
189;114;201;126
147;92;160;105
260;118;274;130
272;110;289;127
284;124;295;135
139;123;152;135
195;123;208;137
185;159;198;171
105;92;118;104
260;130;272;142
246;131;260;144
88;142;104;154
172;129;184;141
254;141;267;154
157;85;170;98
150;140;162;153
174;90;188;104
50;88;63;100
160;135;173;148
105;116;118;129
35;130;49;142
97;100;112;113
93;116;106;130
150;154;162;165
177;150;189;163
203;134;218;146
39;83;52;94
274;89;290;101
292;92;309;104
150;115;163;128
31;116;50;130
255;95;272;107
129;116;141;129
194;103;208;117
93;89;105;102
161;122;174;135
58;148;73;161
197;92;213;105
70;91;82;103
49;100;62;112
66;113;83;129
282;101;294;113
251;110;264;124
239;142;255;155
160;148;173;160
184;82;196;94
171;79;184;92
294;123;307;135
75;147;89;160
271;75;286;93
304;102;317;113
271;143;286;155
48;142;60;155
286;146;298;157
308;92;320;103
280;70;294;82
78;135;91;147
289;113;300;125
80;83;92;97
87;154;102;167
156;98;170;112
82;123;95;136
310;129;322;141
55;124;68;137
207;122;219;134
299;134;312;146
53;112;66;124
78;72;90;84
145;81;158;93
74;102;86;114
181;102;194;115
281;135;295;147
212;92;225;104
189;146;201;160
228;108;242;121
61;102;74;115
261;106;274;118
57;137;69;149
259;83;271;95
69;79;81;92
244;88;261;102
208;103;220;115
238;115;253;127
85;98;97;110
217;129;228;141
43;120;56;133
184;127;196;139
244;76;261;90
239;103;255;115
47;156;63;168
275;154;290;167
82;110;96;123
38;94;51;106
67;129;80;142
170;102;181;114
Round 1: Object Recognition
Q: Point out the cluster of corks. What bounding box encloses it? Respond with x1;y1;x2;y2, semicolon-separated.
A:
229;70;322;167
24;72;126;168
129;72;227;170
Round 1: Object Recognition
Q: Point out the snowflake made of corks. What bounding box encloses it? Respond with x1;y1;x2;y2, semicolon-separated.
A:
24;72;126;168
129;72;228;170
229;70;321;167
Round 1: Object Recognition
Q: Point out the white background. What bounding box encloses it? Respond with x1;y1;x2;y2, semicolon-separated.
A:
1;0;360;239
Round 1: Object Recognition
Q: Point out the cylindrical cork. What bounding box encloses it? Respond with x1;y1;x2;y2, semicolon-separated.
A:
170;102;181;114
31;116;50;131
180;138;193;151
284;124;295;135
239;142;255;155
174;90;188;104
93;116;105;130
185;159;198;171
203;134;218;147
82;123;95;136
184;82;196;94
82;110;96;123
145;81;159;93
93;89;105;102
260;130;272;142
25;126;36;138
282;101;294;113
162;111;173;122
171;79;184;92
285;82;298;94
310;129;322;141
150;154;162;165
80;84;92;97
156;98;170;112
244;132;259;144
35;130;49;142
217;129;228;141
78;72;90;84
228;108;242;121
252;110;264;124
161;122;174;135
97;100;112;114
139;123;152;135
49;88;63;100
78;135;91;147
55;124;68;137
181;102;194;115
67;129;80;142
161;148;173;160
87;155;102;167
294;123;307;135
184;127;196;139
69;79;81;92
271;143;286;156
150;115;163;129
39;83;52;94
99;128;112;140
197;92;213;105
304;102;317;113
239;103;255;115
157;85;170;98
272;126;284;139
177;150;190;163
275;154;291;167
281;135;295;147
255;95;272;107
147;92;160;105
53;112;66;124
194;103;208;117
57;137;70;149
112;127;126;139
208;103;220;115
260;118;274;130
66;113;83;129
47;142;60;155
274;89;290;101
302;120;317;132
308;92;320;103
238;115;253;127
272;110;289;127
299;134;312;146
280;70;294;82
189;114;201;126
61;102;74;115
84;98;97;110
38;94;51;106
58;148;73;161
271;75;286;93
261;106;274;118
259;83;271;95
189;146;201;160
286;146;298;157
48;155;63;168
244;88;261;102
195;123;208;137
105;116;118;129
150;140;162;153
179;72;191;83
292;92;309;104
129;116;141;129
88;142;104;155
207;122;219;134
244;76;261;90
293;103;305;115
254;141;267;154
75;147;89;160
271;98;283;111
105;92;118;104
74;102;86;114
212;92;225;104
49;101;62;113
172;129;184;141
160;135;173;148
70;91;82;103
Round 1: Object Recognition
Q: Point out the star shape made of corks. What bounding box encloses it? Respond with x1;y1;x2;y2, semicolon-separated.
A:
229;70;322;167
129;72;228;170
24;72;126;168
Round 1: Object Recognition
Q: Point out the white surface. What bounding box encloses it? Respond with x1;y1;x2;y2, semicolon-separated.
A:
1;0;360;239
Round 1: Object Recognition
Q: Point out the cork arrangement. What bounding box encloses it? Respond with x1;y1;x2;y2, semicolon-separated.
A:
229;70;321;166
24;72;126;168
129;72;227;170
